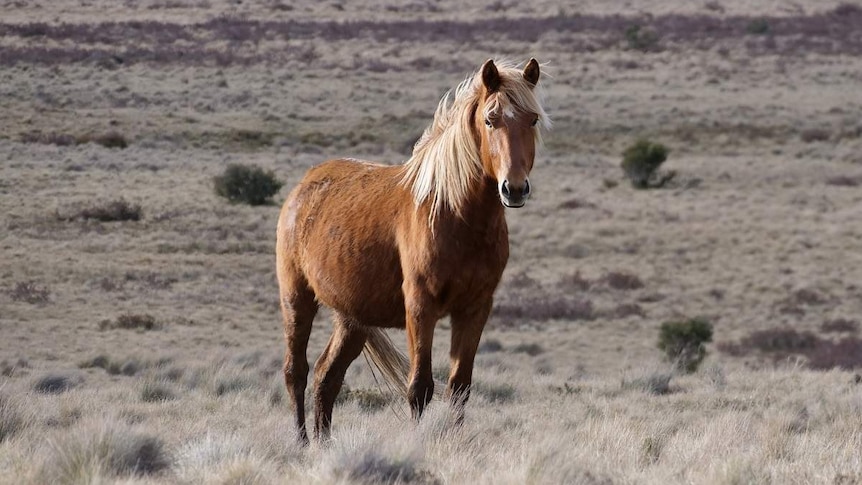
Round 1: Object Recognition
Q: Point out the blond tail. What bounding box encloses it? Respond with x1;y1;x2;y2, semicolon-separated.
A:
363;328;410;399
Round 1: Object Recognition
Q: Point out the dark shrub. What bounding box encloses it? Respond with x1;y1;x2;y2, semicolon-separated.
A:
73;199;142;222
611;303;646;318
746;19;770;35
807;337;862;370
658;318;713;373
99;314;161;331
603;271;644;290
511;343;544;356
213;164;284;205
34;374;78;394
477;338;503;353
621;139;670;188
825;175;860;187
800;128;831;143
8;281;50;304
718;327;862;370
744;328;818;353
624;24;659;52
86;132;128;149
821;318;859;334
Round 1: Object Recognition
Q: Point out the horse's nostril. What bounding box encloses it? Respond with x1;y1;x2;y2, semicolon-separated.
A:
501;180;511;197
523;179;531;196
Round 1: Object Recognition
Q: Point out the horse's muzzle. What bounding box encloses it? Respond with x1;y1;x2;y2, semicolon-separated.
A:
500;179;530;208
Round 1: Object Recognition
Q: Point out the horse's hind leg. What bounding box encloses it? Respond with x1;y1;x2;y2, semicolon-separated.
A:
279;274;318;445
313;314;367;441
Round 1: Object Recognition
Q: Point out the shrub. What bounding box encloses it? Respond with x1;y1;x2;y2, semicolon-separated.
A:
477;338;503;353
492;296;594;327
511;343;544;356
822;318;859;334
624;24;659;52
34;374;79;394
657;318;713;373
611;303;646;318
718;327;862;370
99;314;161;331
825;175;860;187
84;132;129;149
602;271;644;290
70;199;142;222
621;139;670;188
213;164;284;205
746;19;771;35
8;280;51;304
800;128;831;143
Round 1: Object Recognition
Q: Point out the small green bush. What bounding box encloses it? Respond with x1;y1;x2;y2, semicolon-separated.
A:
213;164;283;206
621;139;670;188
658;318;713;373
624;25;659;52
746;19;770;35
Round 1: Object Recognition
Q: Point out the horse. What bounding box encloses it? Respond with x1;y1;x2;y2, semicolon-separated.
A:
276;58;548;443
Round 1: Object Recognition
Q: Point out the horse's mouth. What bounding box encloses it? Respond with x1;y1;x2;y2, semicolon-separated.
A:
501;197;527;208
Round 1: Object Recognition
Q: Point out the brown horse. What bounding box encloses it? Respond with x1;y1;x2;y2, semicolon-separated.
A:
276;58;548;443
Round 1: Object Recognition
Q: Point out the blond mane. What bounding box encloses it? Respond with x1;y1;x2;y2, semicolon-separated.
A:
400;60;549;218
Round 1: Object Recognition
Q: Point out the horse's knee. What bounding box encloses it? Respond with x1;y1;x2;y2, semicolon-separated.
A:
408;378;434;418
283;360;308;391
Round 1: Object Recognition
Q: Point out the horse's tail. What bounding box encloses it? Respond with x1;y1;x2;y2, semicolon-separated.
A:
363;328;409;399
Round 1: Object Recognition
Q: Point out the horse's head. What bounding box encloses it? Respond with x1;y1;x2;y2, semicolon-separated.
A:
475;58;543;208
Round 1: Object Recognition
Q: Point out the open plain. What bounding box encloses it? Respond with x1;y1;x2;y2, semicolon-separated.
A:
2;1;862;483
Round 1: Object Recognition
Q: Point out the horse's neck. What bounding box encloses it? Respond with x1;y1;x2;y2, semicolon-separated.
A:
437;176;506;235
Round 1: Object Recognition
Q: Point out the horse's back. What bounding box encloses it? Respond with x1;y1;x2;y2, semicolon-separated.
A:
277;158;408;327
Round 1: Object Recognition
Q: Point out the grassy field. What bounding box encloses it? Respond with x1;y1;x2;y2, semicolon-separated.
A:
2;1;862;483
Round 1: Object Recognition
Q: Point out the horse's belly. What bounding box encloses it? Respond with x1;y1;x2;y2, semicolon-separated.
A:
303;232;406;328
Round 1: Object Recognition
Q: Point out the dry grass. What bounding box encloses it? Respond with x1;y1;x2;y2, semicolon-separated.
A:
1;356;861;484
2;0;862;482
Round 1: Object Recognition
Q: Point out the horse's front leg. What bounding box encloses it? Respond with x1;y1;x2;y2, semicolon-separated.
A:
403;286;438;420
447;299;493;423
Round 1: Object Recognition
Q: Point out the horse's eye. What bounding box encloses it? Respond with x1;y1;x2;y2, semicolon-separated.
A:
531;118;539;127
484;118;493;128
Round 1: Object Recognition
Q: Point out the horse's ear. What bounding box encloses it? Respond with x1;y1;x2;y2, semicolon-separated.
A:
523;58;540;86
481;59;501;93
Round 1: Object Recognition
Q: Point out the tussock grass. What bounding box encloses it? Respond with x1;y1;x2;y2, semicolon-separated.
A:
37;421;169;483
33;374;80;394
0;393;28;443
140;379;177;402
3;354;862;483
